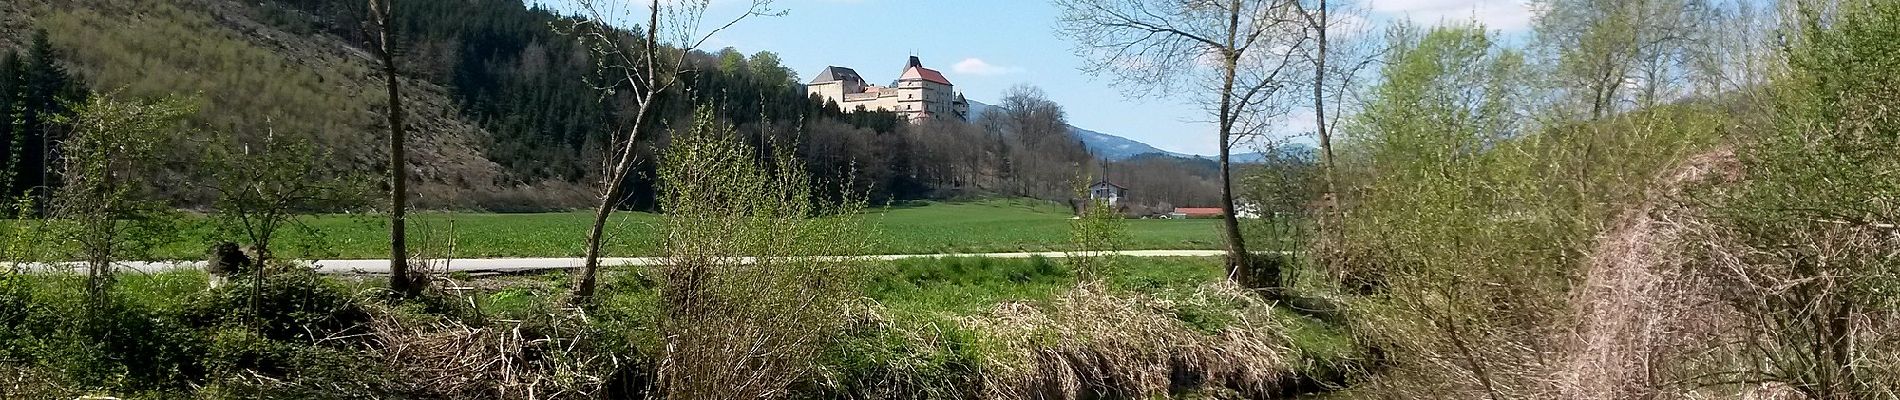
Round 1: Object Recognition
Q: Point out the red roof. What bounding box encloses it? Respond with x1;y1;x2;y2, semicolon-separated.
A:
901;66;953;86
1173;208;1225;216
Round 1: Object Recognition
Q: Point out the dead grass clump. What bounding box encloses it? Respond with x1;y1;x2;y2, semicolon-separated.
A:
0;363;70;399
966;281;1291;399
1553;148;1741;399
368;307;619;399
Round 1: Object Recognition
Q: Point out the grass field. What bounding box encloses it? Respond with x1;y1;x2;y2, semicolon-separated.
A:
132;198;1223;260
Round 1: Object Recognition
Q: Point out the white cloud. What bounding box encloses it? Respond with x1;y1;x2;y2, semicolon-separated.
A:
952;58;1023;76
1363;0;1537;31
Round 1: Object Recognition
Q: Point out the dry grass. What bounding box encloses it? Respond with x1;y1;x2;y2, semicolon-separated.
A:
0;363;69;399
1553;148;1743;399
367;306;620;399
964;281;1292;399
1554;144;1900;398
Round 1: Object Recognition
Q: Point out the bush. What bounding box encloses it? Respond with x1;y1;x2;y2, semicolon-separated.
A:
29;280;208;394
183;268;371;344
0;269;391;398
643;109;874;398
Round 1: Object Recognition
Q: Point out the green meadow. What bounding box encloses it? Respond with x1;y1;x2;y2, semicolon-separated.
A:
140;198;1223;260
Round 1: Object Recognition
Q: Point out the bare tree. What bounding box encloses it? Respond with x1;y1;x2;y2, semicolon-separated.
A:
563;0;779;303
1055;0;1308;292
366;0;417;297
1533;0;1709;121
1293;0;1375;226
1299;0;1337;225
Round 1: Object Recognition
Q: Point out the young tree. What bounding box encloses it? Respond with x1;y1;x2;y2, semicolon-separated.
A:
1339;25;1539;398
1055;0;1309;292
206;127;366;268
563;0;780;303
1697;1;1900;396
1068;172;1130;282
366;0;419;297
52;94;192;301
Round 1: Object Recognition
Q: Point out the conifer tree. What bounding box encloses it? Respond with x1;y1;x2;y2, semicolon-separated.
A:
0;51;20;195
15;31;83;206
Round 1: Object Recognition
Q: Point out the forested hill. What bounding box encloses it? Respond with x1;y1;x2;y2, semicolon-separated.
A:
0;0;1229;212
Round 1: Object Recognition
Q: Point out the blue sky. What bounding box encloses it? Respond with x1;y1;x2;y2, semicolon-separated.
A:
534;0;1539;156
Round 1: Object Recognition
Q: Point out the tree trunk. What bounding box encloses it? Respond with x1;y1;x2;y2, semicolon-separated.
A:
571;165;629;303
571;1;661;304
1312;0;1339;225
372;0;415;297
1216;1;1270;292
1218;128;1257;288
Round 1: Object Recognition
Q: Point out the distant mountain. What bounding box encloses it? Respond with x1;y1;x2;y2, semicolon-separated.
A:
966;100;1311;163
1069;125;1192;160
1226;144;1317;164
967;100;1190;160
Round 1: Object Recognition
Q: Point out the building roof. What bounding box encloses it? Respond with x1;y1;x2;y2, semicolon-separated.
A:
898;55;952;85
1173;208;1225;216
810;66;863;84
900;66;953;86
1090;180;1127;190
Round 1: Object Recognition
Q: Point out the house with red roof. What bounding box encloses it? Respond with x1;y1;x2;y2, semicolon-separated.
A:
807;56;969;123
1170;207;1227;219
1168;204;1262;219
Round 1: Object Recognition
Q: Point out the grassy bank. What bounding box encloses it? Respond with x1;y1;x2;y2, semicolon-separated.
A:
0;256;1359;399
129;198;1224;260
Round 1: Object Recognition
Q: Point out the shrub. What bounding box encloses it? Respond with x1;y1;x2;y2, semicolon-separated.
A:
1677;1;1900;397
183;268;371;344
642;109;874;398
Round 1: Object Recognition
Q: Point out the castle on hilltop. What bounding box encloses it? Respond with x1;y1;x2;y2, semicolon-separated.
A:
807;56;969;123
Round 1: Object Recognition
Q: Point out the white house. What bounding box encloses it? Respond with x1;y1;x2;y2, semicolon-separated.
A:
1087;180;1127;207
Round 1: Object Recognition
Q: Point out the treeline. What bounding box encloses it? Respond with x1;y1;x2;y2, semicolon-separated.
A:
245;0;1194;209
1110;154;1226;213
11;0;1219;211
904;86;1093;201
